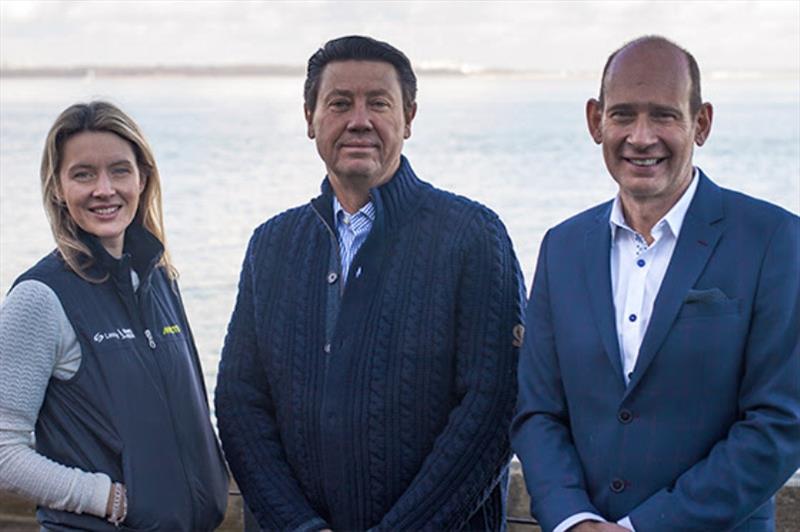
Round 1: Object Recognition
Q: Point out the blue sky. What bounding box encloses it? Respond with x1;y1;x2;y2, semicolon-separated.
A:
1;1;798;73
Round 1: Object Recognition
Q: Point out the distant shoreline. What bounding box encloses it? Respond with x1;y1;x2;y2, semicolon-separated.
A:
2;65;798;81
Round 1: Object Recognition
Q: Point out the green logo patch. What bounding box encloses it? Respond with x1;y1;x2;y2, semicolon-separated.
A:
162;324;182;336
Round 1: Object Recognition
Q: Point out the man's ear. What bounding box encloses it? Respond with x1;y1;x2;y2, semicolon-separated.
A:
694;102;713;146
403;102;418;139
586;98;603;144
304;104;315;139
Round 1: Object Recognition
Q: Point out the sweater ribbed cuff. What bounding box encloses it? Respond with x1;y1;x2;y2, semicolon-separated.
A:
86;471;112;518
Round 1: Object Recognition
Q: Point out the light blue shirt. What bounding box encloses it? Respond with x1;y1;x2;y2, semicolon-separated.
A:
333;196;375;284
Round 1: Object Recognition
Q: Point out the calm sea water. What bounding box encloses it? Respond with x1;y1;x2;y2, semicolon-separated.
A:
2;76;799;457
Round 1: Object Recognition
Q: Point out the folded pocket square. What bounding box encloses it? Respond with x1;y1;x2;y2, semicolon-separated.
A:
685;287;730;303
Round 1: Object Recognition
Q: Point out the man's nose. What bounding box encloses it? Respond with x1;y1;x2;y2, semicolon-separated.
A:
347;102;373;131
626;116;658;148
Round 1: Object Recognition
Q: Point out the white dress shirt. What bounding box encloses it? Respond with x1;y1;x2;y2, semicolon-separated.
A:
610;169;698;386
553;169;699;532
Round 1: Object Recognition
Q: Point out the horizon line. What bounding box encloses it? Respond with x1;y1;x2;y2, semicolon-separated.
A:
2;64;799;81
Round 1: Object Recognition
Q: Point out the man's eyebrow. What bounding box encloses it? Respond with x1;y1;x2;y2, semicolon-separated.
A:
365;89;395;98
649;104;683;115
605;102;682;114
323;88;395;98
324;89;353;99
605;103;635;112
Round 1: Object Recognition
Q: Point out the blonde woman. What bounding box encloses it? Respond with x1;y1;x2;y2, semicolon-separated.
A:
0;101;228;531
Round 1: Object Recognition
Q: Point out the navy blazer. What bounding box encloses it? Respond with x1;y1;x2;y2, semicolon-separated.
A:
511;171;800;532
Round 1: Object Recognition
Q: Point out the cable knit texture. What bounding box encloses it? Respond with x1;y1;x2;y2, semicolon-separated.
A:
216;157;525;531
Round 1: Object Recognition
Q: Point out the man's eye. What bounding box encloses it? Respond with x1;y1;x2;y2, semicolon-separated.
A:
330;100;350;110
610;111;633;121
371;100;390;109
653;111;678;121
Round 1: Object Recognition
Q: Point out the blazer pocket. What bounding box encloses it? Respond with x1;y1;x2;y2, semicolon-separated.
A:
678;293;741;319
684;287;729;303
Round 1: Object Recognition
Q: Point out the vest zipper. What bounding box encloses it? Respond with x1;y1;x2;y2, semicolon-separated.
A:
121;266;157;351
144;328;157;349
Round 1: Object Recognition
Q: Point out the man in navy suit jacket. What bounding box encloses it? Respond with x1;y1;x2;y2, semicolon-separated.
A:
511;35;800;532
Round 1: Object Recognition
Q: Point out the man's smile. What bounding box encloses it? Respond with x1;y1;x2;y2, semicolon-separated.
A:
340;140;379;149
623;157;667;167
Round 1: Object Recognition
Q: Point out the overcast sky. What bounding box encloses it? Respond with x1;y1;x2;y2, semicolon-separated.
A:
1;0;798;73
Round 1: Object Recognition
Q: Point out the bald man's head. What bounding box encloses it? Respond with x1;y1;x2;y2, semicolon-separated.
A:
598;36;703;116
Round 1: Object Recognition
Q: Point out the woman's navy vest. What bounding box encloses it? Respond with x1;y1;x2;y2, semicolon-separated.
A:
13;226;228;531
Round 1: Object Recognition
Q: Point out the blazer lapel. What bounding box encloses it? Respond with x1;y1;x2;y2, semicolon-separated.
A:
625;172;725;395
584;203;625;384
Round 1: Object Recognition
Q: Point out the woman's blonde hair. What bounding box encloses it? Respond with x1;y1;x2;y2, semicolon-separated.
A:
40;101;176;281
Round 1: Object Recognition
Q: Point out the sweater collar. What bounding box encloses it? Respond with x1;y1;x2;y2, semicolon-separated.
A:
79;223;164;287
314;155;431;231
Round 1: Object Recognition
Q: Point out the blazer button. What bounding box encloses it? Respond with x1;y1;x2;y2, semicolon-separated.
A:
327;272;338;284
618;409;633;424
610;478;626;493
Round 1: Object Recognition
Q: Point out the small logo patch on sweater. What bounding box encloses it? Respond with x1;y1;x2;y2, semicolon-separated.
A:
162;324;182;336
93;329;136;343
512;324;525;348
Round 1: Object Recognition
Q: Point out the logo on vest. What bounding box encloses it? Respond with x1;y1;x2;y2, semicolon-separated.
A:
93;329;136;343
162;324;182;336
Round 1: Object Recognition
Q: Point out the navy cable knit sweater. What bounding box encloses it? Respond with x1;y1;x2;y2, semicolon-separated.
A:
215;157;525;531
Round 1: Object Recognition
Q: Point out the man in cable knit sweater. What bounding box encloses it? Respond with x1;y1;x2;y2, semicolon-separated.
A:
215;35;525;531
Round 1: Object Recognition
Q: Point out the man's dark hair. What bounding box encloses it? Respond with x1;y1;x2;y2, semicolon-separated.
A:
598;35;703;116
304;35;417;116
